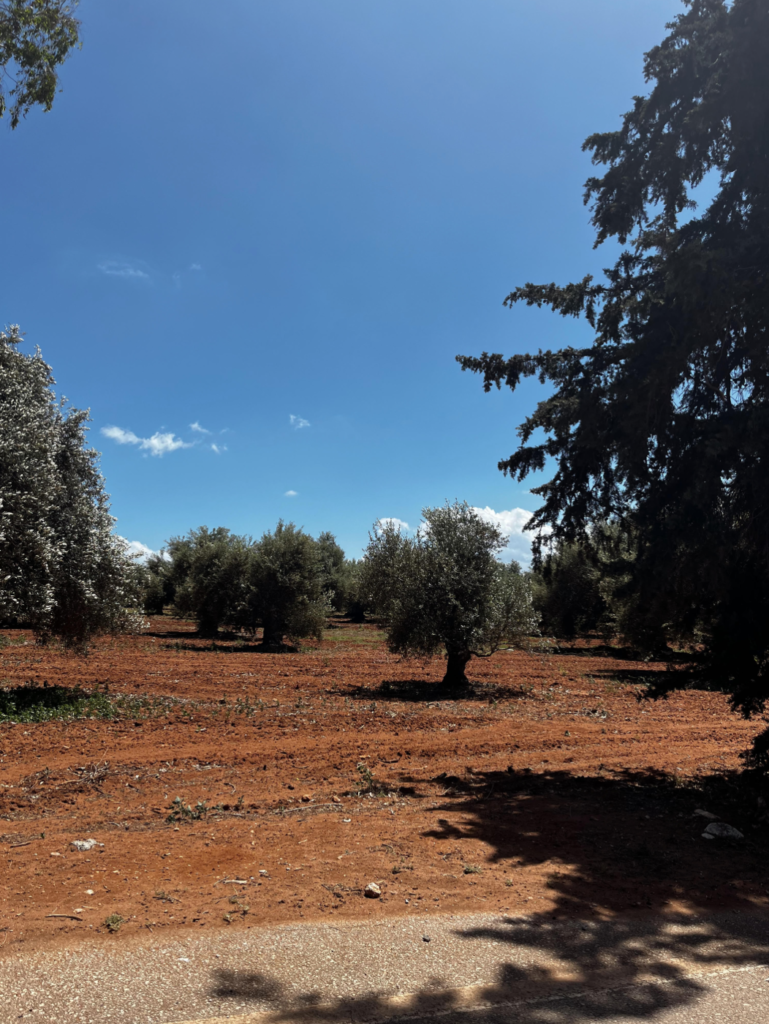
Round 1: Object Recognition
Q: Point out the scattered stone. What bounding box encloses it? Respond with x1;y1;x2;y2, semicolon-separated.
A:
342;818;351;823
71;839;103;852
332;795;341;804
702;822;743;840
301;794;311;803
694;809;719;821
364;882;381;899
50;852;61;857
259;870;269;877
422;935;431;942
85;889;94;895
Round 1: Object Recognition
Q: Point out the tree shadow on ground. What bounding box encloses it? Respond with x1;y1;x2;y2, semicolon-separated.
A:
206;768;769;1023
547;642;694;664
158;640;300;654
592;667;697;687
343;678;533;703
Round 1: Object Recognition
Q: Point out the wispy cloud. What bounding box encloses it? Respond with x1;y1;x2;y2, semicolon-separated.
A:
284;489;298;497
211;443;228;454
377;517;410;533
98;259;150;281
102;425;191;457
190;263;202;271
190;421;210;434
290;414;310;430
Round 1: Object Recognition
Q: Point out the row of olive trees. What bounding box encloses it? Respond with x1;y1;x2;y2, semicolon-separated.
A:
144;502;539;684
142;524;368;647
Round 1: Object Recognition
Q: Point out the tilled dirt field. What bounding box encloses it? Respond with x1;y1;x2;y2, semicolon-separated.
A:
0;618;767;953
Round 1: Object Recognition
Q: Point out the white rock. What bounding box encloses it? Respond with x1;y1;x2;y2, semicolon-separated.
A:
364;882;381;899
702;822;743;840
71;839;103;852
693;809;719;820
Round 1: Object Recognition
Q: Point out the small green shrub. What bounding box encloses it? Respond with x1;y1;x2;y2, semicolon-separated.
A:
103;913;124;933
166;796;209;823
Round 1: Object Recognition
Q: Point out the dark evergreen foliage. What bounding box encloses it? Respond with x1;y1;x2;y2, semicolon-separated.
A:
458;2;769;732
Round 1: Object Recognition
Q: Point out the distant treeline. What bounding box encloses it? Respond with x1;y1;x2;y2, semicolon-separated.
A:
141;524;368;646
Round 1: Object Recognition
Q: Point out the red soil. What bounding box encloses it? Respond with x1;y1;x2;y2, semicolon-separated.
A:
0;618;766;952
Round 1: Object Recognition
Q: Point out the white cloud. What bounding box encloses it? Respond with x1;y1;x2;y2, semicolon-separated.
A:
102;425;141;446
190;263;202;271
377;517;410;533
121;538;156;563
98;260;149;281
290;414;310;429
211;443;228;454
190;421;210;434
141;432;190;456
284;489;298;497
101;425;191;457
471;506;537;565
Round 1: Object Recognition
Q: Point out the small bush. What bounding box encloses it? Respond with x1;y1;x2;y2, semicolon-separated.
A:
103;913;124;933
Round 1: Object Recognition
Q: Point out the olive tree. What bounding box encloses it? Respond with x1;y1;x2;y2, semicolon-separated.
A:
316;530;346;612
166;526;251;637
142;551;174;615
0;325;141;648
362;501;537;689
246;521;328;648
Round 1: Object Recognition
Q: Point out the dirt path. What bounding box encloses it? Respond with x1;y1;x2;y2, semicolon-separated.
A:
0;619;766;952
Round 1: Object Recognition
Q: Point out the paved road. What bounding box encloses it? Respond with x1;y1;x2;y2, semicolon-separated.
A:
2;910;769;1024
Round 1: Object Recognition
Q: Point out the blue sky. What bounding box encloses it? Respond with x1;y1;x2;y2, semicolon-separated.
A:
2;0;682;563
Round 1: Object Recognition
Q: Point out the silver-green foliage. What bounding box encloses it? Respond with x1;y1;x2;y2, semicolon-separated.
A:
0;325;141;647
362;501;537;683
247;521;329;647
168;526;252;637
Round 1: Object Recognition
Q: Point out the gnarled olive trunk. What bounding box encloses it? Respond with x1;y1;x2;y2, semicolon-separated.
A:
442;650;472;690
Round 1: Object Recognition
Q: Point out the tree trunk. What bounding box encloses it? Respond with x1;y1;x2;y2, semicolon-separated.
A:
442;650;472;691
260;614;286;649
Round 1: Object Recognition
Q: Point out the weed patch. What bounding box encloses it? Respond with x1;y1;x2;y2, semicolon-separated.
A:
0;682;180;724
167;796;209;823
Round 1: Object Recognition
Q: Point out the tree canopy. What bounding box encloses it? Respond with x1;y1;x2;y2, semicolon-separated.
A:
0;325;141;647
0;0;80;128
457;1;769;736
246;521;328;648
362;501;537;689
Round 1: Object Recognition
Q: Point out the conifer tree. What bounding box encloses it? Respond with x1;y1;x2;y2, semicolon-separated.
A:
458;1;769;749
